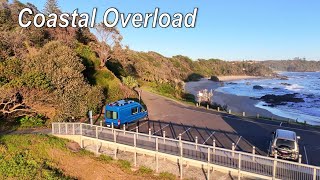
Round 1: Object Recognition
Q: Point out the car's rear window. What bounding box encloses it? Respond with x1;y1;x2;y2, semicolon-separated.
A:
106;111;118;119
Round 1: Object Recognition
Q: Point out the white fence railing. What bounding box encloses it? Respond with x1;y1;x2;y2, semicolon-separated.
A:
52;122;320;180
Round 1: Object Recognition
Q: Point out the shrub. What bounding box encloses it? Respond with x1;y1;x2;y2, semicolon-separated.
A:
137;166;153;175
159;172;176;180
117;159;131;171
18;115;45;128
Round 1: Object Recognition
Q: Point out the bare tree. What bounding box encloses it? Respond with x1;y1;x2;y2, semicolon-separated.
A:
44;0;61;15
94;22;124;67
0;92;36;118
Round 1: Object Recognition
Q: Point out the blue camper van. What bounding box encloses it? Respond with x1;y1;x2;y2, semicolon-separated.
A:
105;100;148;127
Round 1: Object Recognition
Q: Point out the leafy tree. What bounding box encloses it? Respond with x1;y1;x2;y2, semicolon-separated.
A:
122;76;138;89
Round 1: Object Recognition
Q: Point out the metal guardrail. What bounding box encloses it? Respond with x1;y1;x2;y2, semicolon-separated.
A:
52;123;320;180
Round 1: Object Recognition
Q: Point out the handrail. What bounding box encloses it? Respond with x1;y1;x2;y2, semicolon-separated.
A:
52;122;320;179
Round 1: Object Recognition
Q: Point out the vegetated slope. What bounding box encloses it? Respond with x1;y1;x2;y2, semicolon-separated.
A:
0;1;135;123
0;134;171;179
261;60;320;72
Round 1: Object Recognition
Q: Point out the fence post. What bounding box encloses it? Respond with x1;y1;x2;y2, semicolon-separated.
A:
66;124;68;134
134;133;137;167
111;122;114;133
113;130;117;159
123;124;126;135
136;126;139;139
58;123;61;134
80;124;83;148
257;114;260;119
96;126;98;139
179;134;183;179
149;128;151;140
100;120;102;127
252;146;256;161
52;123;54;134
207;147;210;180
163;131;166;143
238;154;241;180
213;139;216;154
313;168;316;180
242;112;245;117
207;104;209;109
232;143;235;157
229;109;232;114
273;154;277;180
195;136;198;150
156;137;159;173
299;154;302;163
217;107;220;112
72;124;75;135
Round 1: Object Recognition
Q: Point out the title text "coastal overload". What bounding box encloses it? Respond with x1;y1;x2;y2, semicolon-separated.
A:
18;7;198;28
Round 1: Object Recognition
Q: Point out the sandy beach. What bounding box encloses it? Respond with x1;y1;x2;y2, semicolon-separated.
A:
185;77;282;119
218;75;262;82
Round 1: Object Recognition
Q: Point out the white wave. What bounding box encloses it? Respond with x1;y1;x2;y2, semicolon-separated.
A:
284;84;304;92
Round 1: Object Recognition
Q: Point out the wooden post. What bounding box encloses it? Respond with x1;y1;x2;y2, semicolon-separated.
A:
213;139;216;154
163;131;166;143
123;124;126;135
217;107;220;112
229;109;232;114
66;124;68;134
242;112;245;117
156;137;159;173
100;120;102;127
207;104;209;109
58;123;61;134
313;168;317;180
52;123;54;134
257;114;260;119
111;122;114;132
72;123;75;135
149;128;151;140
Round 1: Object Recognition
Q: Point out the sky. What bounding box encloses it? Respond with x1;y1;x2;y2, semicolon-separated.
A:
17;0;320;61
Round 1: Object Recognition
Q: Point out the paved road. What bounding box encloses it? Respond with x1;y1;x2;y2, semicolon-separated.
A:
136;90;320;166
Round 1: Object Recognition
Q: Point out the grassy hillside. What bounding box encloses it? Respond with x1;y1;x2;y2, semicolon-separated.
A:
0;134;176;179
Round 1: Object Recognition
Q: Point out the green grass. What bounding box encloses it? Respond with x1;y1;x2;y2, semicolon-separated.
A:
137;166;153;175
97;154;113;163
0;134;72;179
117;159;131;171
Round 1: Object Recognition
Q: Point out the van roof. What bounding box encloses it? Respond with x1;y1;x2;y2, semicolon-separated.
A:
276;129;296;141
106;100;140;110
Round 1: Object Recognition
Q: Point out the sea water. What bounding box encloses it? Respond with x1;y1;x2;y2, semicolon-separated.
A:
216;72;320;125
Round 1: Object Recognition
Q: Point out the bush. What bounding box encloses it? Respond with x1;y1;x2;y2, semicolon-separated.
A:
18;115;45;128
117;159;131;171
137;166;153;175
209;76;220;82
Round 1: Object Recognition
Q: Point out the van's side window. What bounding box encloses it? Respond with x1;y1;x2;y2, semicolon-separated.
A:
106;111;118;119
131;107;139;115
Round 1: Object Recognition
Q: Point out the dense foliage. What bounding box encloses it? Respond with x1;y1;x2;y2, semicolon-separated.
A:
261;60;320;72
0;1;134;123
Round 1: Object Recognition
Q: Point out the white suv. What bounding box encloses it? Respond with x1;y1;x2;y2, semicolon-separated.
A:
269;129;300;161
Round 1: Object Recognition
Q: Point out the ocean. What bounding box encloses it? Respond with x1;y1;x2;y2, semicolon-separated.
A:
216;72;320;125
